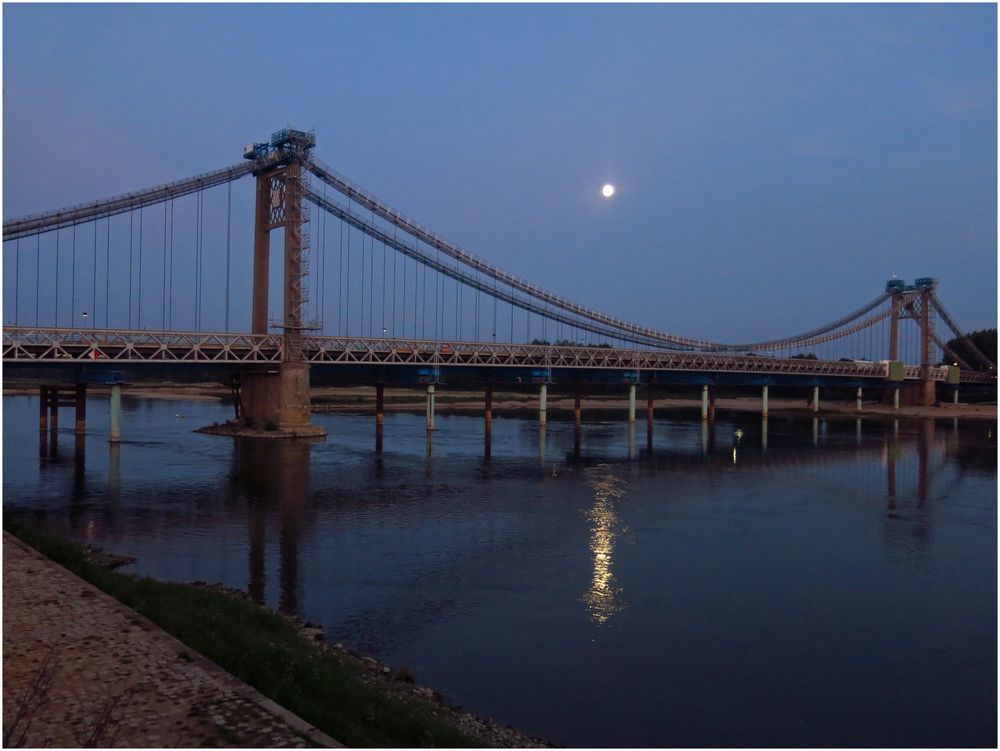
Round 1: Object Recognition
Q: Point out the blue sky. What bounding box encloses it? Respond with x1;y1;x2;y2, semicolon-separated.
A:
3;3;996;341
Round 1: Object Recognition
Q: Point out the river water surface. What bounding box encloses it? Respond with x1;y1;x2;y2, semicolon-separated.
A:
3;395;996;747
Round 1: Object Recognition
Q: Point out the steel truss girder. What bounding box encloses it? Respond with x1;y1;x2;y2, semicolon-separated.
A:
5;328;981;382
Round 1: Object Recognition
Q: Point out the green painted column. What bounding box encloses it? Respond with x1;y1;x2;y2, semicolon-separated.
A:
538;383;547;426
627;384;636;423
109;384;121;443
426;384;435;431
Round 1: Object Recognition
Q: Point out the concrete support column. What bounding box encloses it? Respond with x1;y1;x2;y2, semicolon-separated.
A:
484;386;493;460
708;386;717;421
375;384;384;453
761;385;769;418
646;386;654;453
812;417;819;446
75;384;87;435
50;392;59;432
109;384;121;443
538;383;547;427
425;385;435;431
893;387;900;412
953;387;959;405
39;387;49;432
701;385;709;420
811;386;820;413
574;391;582;428
761;416;768;451
627;383;636;423
856;387;863;412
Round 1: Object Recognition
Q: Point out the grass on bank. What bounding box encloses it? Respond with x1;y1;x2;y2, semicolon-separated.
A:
4;517;483;748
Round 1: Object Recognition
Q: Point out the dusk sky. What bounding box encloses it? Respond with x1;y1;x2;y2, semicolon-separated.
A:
3;3;996;342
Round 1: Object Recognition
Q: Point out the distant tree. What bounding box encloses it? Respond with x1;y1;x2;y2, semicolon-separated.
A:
942;328;996;370
530;339;551;346
791;353;818;360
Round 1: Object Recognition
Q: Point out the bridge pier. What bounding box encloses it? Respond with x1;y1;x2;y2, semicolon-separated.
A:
375;384;384;453
110;383;121;443
39;387;49;432
857;387;863;412
627;383;636;423
538;384;547;427
708;386;717;421
761;385;769;418
811;386;819;413
75;384;87;435
646;386;654;452
893;386;900;412
574;390;582;429
953;387;959;405
426;384;436;431
701;385;709;420
483;386;494;458
240;363;325;437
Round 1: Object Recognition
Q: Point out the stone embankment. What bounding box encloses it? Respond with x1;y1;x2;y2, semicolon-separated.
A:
2;533;338;748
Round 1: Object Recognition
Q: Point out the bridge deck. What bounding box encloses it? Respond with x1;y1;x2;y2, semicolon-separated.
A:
3;327;992;384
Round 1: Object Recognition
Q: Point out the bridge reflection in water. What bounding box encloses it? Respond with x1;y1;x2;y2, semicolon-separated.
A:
23;407;985;630
33;416;976;623
229;438;316;614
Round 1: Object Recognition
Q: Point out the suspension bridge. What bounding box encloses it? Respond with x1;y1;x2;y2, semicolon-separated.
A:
3;128;994;441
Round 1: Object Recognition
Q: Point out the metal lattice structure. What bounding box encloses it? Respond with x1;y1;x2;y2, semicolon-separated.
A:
2;128;994;391
8;327;990;384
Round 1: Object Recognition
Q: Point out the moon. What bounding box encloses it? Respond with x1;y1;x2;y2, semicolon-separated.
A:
601;183;615;198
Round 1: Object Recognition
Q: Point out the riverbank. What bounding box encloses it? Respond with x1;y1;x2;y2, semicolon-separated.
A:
2;519;548;748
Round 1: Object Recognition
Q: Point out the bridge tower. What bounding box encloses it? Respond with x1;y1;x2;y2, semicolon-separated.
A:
885;277;937;407
241;129;325;436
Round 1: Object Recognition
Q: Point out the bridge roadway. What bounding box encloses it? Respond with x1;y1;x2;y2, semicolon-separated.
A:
4;326;992;388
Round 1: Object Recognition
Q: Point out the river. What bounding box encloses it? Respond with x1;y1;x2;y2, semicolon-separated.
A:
3;394;996;747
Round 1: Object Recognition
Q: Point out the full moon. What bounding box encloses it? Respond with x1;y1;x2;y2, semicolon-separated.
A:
601;183;615;198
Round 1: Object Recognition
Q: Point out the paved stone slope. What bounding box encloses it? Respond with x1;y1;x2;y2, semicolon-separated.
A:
2;533;339;748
